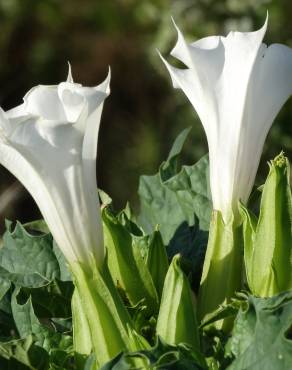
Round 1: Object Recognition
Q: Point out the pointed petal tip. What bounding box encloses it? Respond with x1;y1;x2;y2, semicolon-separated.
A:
104;66;111;94
170;15;177;29
157;50;181;89
265;10;269;25
95;67;111;95
170;18;185;58
226;12;268;40
157;49;171;69
248;12;268;43
66;62;74;83
259;11;268;34
106;66;111;83
156;48;163;60
170;16;183;36
169;18;193;67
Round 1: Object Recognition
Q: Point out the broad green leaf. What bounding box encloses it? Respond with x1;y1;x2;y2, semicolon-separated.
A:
11;287;73;355
52;242;72;282
160;127;192;182
25;220;72;282
228;292;292;369
11;287;51;341
0;221;60;288
162;155;211;231
138;128;211;286
167;219;208;292
21;280;73;318
139;170;180;242
0;276;11;300
0;335;49;370
0;291;11;315
0;306;17;338
138;128;211;241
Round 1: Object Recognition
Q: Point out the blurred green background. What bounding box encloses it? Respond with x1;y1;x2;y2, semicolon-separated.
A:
0;0;292;230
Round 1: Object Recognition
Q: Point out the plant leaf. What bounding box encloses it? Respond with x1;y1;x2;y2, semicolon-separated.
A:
0;221;60;288
138;128;211;287
228;291;292;369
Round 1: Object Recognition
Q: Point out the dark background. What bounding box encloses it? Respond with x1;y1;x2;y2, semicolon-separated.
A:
0;0;291;231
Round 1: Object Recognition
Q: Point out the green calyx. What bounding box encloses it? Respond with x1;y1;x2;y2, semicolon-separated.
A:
240;153;292;297
70;256;145;368
146;229;169;299
72;289;92;369
198;211;242;330
156;254;200;351
102;206;159;315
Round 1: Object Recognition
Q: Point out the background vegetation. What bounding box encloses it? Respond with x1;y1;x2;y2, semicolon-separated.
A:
0;0;291;231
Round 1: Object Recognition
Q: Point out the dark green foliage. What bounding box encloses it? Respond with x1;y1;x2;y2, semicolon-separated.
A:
227;292;292;369
0;222;74;369
0;131;292;368
100;337;206;370
138;128;211;289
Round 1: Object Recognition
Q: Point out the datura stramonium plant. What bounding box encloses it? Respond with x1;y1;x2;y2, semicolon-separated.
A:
160;16;292;327
0;66;109;267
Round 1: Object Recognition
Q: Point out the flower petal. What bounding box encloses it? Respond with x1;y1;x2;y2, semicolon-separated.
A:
0;70;111;266
232;42;292;207
81;70;111;254
24;85;67;121
161;17;272;221
249;43;292;137
1;112;102;265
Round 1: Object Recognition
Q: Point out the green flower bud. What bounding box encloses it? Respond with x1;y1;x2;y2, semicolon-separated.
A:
240;153;292;297
156;255;200;350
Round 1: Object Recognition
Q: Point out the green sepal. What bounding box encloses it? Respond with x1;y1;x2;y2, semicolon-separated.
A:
146;230;169;299
70;256;140;367
102;207;159;315
240;153;292;297
156;254;200;351
198;211;242;330
71;288;92;369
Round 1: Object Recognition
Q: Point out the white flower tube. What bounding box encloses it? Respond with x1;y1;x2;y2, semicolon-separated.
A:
0;66;110;266
159;16;292;222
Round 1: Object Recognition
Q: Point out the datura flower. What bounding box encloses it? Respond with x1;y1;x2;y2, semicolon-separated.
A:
0;66;110;266
159;16;292;222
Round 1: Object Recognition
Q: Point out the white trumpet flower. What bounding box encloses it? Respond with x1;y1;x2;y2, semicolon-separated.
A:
160;16;292;222
0;66;110;266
